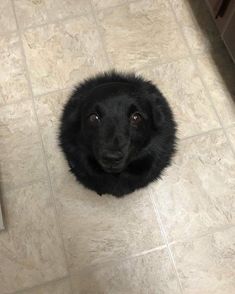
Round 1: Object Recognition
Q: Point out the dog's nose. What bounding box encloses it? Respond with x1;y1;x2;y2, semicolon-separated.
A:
102;151;124;163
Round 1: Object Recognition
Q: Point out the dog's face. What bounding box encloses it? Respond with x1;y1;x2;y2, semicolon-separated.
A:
78;84;163;174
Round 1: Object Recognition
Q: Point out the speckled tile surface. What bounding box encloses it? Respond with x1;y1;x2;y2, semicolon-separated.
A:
170;228;235;293
228;127;235;150
97;0;189;70
0;101;47;192
14;0;91;29
0;182;67;294
22;15;109;95
48;161;164;270
71;248;181;294
0;0;235;293
0;1;17;34
0;34;30;106
19;278;71;294
92;0;127;11
0;203;3;231
150;130;235;242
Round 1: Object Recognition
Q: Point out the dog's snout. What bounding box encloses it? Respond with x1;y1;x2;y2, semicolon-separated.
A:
102;151;124;163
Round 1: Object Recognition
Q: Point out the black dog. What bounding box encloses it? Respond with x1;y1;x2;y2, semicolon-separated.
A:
59;71;177;197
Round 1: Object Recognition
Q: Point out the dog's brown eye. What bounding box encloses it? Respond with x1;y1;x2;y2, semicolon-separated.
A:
130;112;143;126
88;113;100;124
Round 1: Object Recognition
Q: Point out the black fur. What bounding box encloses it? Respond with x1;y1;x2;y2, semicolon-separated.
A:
59;71;177;197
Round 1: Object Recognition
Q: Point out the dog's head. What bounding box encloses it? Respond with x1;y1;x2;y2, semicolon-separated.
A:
66;79;169;174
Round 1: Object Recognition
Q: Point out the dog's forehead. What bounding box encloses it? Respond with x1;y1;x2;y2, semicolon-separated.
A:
87;83;140;110
94;94;140;114
100;93;134;106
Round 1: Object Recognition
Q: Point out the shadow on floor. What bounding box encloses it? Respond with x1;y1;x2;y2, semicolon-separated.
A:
187;0;235;103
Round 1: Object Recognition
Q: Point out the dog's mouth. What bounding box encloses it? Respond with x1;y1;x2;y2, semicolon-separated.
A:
99;161;125;174
88;155;126;174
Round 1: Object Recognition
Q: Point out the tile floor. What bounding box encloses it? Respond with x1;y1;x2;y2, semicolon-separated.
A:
0;0;234;293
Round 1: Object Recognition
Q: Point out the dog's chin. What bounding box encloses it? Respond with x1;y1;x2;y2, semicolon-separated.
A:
99;162;126;174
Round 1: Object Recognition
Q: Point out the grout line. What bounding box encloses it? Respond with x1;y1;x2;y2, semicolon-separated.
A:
167;223;235;247
129;244;167;258
33;85;74;99
148;190;184;293
225;126;235;155
10;0;130;35
166;0;235;158
12;4;91;32
179;127;222;141
3;53;193;107
13;275;69;294
89;0;113;68
223;127;235;157
10;1;73;293
0;52;192;108
70;243;168;274
225;124;235;130
135;53;192;74
90;0;130;12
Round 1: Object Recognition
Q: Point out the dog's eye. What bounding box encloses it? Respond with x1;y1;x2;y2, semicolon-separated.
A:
88;113;100;124
130;112;143;126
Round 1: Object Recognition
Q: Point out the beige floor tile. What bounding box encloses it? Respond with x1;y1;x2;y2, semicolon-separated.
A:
22;15;109;96
169;0;223;54
35;89;70;127
0;200;4;231
71;249;181;294
196;49;235;128
171;228;235;293
14;0;91;29
0;34;30;106
51;172;163;270
150;130;235;242
0;101;47;192
20;277;71;294
92;0;127;10
39;124;68;178
0;181;67;294
34;89;71;177
138;57;220;138
227;127;235;150
0;1;17;34
97;0;189;70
